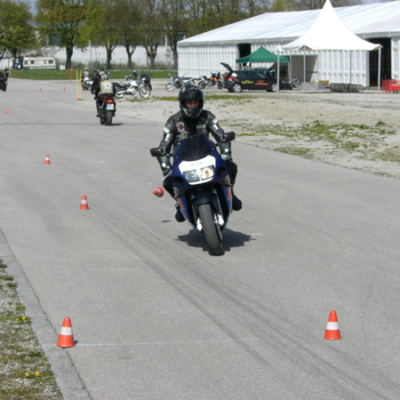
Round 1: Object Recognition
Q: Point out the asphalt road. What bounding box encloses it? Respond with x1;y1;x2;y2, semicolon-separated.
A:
1;79;400;400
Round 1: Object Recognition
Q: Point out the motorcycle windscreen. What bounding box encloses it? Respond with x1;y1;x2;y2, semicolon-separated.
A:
174;135;214;162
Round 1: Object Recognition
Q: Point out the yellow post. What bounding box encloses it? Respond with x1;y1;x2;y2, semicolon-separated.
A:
77;70;82;100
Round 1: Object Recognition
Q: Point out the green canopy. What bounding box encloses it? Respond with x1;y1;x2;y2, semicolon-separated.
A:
236;46;289;63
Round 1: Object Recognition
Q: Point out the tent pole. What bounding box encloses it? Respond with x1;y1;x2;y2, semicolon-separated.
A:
349;51;352;93
378;47;381;93
303;48;306;94
277;47;280;93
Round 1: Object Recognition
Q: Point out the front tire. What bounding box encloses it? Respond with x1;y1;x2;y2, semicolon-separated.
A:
198;81;206;89
105;110;113;125
232;83;242;93
198;203;224;256
166;83;174;92
139;85;151;98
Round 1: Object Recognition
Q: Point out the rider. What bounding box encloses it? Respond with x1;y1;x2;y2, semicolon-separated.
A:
155;85;242;222
82;66;90;80
91;68;99;94
94;73;116;116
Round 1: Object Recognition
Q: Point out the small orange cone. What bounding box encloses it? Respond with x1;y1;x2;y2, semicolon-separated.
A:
40;87;42;91
57;317;75;348
5;109;8;114
63;87;65;91
44;154;50;164
78;95;81;100
324;310;341;340
80;195;89;210
153;187;164;198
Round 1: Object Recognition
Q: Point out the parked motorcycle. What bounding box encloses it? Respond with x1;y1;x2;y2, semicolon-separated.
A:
114;76;150;98
98;94;116;126
150;132;235;256
166;74;197;92
198;73;223;90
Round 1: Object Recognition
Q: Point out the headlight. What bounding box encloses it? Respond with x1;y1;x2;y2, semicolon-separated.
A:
201;166;214;180
183;170;200;182
183;165;214;182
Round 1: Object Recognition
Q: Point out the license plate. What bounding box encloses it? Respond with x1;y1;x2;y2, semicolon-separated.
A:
106;104;114;110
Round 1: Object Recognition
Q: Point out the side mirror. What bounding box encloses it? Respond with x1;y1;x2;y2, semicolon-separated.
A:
150;147;165;157
222;131;235;143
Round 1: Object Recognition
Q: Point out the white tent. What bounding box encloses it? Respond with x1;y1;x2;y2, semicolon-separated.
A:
280;0;381;92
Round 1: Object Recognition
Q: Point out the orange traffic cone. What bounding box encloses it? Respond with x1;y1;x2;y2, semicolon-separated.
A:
63;87;65;91
57;317;75;348
80;195;89;210
40;87;42;91
44;154;50;164
153;187;164;198
324;310;341;340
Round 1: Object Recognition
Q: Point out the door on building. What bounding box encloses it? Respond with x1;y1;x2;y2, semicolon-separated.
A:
369;38;391;87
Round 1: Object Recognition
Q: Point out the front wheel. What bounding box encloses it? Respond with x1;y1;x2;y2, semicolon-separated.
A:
198;81;206;89
232;83;242;93
175;81;183;89
198;203;224;256
166;83;174;92
105;110;113;125
139;85;151;98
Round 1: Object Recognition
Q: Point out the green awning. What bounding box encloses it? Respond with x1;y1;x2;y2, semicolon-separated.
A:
236;47;289;63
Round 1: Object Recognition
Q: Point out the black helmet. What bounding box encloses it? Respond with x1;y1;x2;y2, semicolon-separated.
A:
179;85;204;119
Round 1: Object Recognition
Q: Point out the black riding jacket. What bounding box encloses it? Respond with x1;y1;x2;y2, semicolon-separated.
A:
157;109;232;173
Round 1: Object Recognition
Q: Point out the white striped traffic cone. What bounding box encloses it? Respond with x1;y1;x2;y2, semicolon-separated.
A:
80;195;89;210
57;317;75;347
324;310;341;340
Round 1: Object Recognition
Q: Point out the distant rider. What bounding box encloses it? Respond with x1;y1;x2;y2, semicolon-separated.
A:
82;66;90;80
155;85;242;222
94;73;116;117
91;68;99;94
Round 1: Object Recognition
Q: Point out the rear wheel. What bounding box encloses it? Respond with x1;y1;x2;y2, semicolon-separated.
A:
217;82;223;89
139;85;151;98
198;203;224;256
105;110;113;125
232;83;242;93
115;90;124;98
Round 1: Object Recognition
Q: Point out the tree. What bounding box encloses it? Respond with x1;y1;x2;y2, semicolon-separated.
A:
139;0;165;70
114;0;142;69
36;0;88;69
85;0;121;69
0;0;35;63
163;0;188;68
277;0;358;11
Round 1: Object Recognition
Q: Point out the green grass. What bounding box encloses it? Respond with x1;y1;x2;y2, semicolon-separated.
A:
11;69;177;80
0;259;62;399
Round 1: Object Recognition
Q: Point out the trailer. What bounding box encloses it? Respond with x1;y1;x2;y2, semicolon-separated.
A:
15;57;57;70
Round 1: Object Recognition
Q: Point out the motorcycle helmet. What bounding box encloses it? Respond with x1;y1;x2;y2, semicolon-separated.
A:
179;85;204;119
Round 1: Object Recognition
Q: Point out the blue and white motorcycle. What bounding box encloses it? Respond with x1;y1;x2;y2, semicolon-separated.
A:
151;132;235;256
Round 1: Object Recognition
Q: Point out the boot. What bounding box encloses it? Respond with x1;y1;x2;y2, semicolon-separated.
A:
175;203;185;222
232;194;242;211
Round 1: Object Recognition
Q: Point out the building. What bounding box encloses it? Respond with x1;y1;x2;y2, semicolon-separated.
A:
177;1;400;86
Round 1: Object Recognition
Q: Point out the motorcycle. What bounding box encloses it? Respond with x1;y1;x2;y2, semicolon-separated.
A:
114;76;150;98
81;77;93;91
198;73;223;90
166;74;197;92
0;76;8;92
98;94;116;126
150;132;235;256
